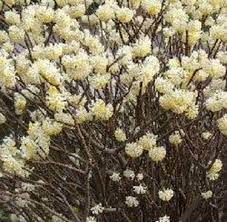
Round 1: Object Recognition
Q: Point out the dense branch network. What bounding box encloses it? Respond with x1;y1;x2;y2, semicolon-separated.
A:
0;0;226;221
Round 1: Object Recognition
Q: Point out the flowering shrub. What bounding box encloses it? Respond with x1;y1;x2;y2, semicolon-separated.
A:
0;0;226;221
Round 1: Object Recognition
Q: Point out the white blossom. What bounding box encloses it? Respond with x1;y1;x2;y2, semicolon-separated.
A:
125;196;139;207
133;184;147;194
201;190;213;200
91;203;104;215
158;188;174;202
110;172;121;182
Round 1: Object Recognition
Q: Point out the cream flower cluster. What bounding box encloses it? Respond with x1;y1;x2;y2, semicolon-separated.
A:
125;196;139;207
0;115;62;176
169;130;183;146
201;131;212;140
91;99;113;121
125;132;166;162
155;49;226;119
133;184;147;194
201;190;213;200
125;142;143;158
123;169;136;180
0;52;16;88
0;136;29;177
110;172;121;182
207;159;223;181
114;128;127;142
91;203;104;215
158;188;174;202
138;133;157;150
217;114;227;136
156;215;170;222
0;113;6;124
